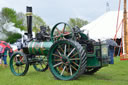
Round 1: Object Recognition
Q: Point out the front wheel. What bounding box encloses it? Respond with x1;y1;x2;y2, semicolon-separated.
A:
10;51;29;76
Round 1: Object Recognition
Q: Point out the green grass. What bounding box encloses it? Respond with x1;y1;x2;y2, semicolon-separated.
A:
0;57;128;85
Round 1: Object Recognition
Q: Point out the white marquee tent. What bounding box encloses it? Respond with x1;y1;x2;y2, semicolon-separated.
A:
81;11;123;41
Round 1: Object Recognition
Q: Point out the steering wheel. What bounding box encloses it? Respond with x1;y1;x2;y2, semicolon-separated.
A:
51;22;74;42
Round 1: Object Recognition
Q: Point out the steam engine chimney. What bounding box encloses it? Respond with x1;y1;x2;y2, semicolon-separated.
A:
26;6;33;39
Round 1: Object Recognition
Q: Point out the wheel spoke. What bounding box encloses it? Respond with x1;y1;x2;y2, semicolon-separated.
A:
66;66;69;73
17;67;19;73
67;48;76;57
53;62;63;67
58;63;64;71
15;56;18;62
56;28;61;34
70;66;73;76
62;24;66;33
59;46;64;53
20;57;24;63
55;35;61;38
63;32;72;36
72;61;79;67
70;53;78;58
40;63;44;69
54;59;62;61
62;37;66;40
52;54;61;58
62;28;65;34
20;66;24;71
64;44;67;56
70;58;80;61
71;64;77;71
42;59;47;65
57;49;62;56
61;66;66;75
68;44;70;50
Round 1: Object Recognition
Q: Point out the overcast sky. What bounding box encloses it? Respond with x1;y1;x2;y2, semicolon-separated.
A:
0;0;126;26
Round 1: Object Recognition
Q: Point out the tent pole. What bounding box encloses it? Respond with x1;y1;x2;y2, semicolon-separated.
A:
123;0;128;54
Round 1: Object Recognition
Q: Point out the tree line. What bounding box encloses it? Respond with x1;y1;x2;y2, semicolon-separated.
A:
0;7;88;43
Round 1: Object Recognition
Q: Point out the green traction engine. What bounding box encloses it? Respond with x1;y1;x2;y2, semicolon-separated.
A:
9;7;110;80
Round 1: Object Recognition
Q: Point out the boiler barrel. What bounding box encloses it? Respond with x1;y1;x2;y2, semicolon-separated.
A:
28;41;53;55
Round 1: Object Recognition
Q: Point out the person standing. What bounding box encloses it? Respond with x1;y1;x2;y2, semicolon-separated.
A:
2;46;13;67
105;39;118;64
0;54;2;66
0;44;5;66
2;48;8;66
108;45;115;64
0;45;2;66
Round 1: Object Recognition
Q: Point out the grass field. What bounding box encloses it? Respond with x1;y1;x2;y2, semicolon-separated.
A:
0;57;128;85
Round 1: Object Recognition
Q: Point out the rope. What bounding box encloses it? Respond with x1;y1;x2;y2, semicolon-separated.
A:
114;19;123;40
114;0;121;41
120;20;124;55
117;20;123;56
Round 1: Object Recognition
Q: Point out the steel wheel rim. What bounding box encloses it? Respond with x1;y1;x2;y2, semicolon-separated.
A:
10;53;27;76
49;41;81;80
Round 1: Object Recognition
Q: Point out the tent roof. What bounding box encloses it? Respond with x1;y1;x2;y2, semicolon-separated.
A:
81;11;123;41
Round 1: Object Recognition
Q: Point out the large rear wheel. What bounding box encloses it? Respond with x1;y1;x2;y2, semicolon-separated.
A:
48;40;86;80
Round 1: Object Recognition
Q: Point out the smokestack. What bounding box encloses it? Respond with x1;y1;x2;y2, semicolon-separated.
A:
26;6;32;39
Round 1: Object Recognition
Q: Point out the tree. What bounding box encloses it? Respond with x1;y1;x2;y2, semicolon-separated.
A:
1;7;26;31
16;12;26;30
1;7;47;32
0;8;23;42
1;7;17;24
0;7;47;42
0;12;9;39
5;32;22;44
68;18;88;28
32;14;47;33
